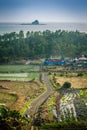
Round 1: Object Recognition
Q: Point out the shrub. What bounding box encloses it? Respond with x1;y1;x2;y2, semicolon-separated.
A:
56;82;60;87
48;71;51;75
54;73;56;76
60;73;64;77
62;82;71;89
77;73;83;77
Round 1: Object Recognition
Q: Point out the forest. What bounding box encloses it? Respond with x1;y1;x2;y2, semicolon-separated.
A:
0;30;87;63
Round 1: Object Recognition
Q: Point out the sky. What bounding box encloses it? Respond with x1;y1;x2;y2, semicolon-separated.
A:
0;0;87;23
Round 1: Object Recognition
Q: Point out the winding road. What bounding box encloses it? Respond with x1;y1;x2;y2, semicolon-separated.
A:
24;72;54;116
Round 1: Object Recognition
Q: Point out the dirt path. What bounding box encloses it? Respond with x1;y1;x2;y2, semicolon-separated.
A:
24;72;54;116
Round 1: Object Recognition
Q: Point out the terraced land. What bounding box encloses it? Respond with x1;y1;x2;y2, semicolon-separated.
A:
50;73;87;122
39;73;87;124
0;80;45;112
56;77;87;89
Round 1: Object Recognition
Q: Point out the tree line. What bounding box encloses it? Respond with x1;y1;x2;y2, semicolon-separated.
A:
0;30;87;63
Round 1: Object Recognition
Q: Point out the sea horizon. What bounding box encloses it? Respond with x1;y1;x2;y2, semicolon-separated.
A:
0;22;87;35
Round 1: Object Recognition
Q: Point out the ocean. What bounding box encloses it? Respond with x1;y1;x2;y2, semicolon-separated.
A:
0;22;87;35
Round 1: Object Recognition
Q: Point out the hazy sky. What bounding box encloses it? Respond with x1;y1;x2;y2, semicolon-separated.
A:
0;0;87;23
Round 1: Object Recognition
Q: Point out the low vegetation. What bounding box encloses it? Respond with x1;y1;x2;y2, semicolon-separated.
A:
39;92;58;122
0;92;17;107
0;65;87;129
0;72;39;81
40;121;87;130
0;65;40;73
0;80;45;112
50;72;87;89
0;106;31;130
74;89;87;121
37;72;87;129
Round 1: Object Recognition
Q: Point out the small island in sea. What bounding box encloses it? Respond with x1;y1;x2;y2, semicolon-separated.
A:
21;20;46;25
32;20;39;25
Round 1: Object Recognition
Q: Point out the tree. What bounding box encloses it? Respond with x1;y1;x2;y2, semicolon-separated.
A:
62;82;71;89
0;30;87;63
26;31;30;38
19;30;24;39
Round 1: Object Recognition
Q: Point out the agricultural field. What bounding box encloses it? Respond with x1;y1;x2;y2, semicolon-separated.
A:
51;72;87;89
0;65;40;73
56;76;87;89
0;65;41;81
42;66;65;72
42;65;87;72
40;72;87;123
53;88;87;122
0;65;45;115
0;72;39;81
0;80;45;113
51;73;87;122
39;92;58;122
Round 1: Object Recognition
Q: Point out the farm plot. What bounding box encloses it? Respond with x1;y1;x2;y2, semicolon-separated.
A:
0;92;17;107
49;74;87;122
0;72;39;81
56;77;87;88
0;80;45;111
56;91;78;122
56;88;87;122
74;89;87;121
0;65;40;73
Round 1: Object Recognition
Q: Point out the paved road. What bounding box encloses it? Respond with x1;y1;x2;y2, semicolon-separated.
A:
24;72;54;116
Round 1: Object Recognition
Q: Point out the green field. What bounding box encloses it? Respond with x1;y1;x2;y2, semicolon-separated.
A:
0;72;39;81
0;65;40;81
0;65;40;73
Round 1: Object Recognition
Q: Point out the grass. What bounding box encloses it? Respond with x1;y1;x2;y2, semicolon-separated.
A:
20;84;47;115
0;65;43;114
40;121;87;130
53;72;87;78
74;89;87;121
0;65;40;81
27;73;39;80
0;92;17;106
40;92;58;121
20;100;32;115
56;72;77;77
0;72;40;81
0;65;40;73
56;77;87;88
50;72;87;89
42;73;87;123
0;80;45;111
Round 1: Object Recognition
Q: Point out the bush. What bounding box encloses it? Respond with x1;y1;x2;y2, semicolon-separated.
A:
48;71;51;75
0;106;29;130
62;82;71;89
54;73;56;76
77;73;83;77
56;82;61;87
60;73;64;77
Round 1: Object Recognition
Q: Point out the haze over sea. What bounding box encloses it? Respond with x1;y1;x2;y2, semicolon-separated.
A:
0;22;87;35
